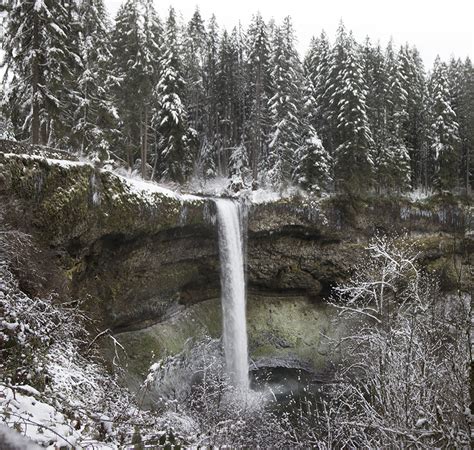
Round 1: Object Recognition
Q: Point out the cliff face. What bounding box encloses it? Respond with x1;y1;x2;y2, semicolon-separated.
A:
1;139;472;383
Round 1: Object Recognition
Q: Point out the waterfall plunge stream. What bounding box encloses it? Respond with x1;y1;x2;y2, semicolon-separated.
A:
215;199;250;391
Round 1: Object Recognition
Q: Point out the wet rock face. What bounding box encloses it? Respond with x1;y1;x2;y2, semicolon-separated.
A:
77;226;220;330
247;232;357;297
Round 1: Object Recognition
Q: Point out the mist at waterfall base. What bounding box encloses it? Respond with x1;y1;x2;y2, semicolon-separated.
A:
143;199;324;445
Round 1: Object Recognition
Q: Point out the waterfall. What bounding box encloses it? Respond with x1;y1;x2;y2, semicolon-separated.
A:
215;199;250;391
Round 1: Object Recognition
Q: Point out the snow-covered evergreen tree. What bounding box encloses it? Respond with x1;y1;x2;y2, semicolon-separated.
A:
295;74;332;193
184;7;207;138
0;84;15;140
374;41;411;191
215;29;243;172
202;15;220;155
401;45;429;187
110;0;143;164
325;23;374;191
246;13;271;181
427;57;460;191
2;0;80;145
110;0;161;173
304;31;331;151
138;0;162;177
196;138;217;180
266;17;304;189
362;38;386;154
448;57;474;192
228;144;250;192
231;25;249;150
153;7;192;183
73;0;117;157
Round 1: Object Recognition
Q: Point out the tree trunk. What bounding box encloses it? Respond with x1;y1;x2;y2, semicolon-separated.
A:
254;63;261;181
143;105;148;179
31;13;40;145
466;144;471;194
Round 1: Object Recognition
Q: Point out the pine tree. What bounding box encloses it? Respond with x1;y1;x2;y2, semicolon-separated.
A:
448;57;474;192
228;144;250;192
374;41;410;191
266;17;304;188
296;79;332;193
110;0;143;165
110;0;161;173
184;7;207;138
216;29;241;172
1;74;25;141
325;23;374;191
203;15;220;153
2;0;80;145
138;0;162;176
73;0;116;157
362;38;387;163
402;45;428;187
304;31;331;151
231;25;249;152
153;7;192;183
427;57;460;191
196;138;217;180
0;83;15;140
246;13;271;181
462;58;474;192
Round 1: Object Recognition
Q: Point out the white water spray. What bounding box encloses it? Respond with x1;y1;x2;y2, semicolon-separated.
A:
215;199;250;391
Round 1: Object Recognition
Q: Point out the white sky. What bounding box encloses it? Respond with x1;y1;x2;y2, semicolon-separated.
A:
104;0;473;68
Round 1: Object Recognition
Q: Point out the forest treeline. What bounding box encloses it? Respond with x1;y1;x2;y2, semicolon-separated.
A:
1;0;473;193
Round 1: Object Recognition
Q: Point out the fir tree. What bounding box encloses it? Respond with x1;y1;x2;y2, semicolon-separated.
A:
326;23;374;191
402;45;428;187
216;29;241;172
230;25;249;151
2;0;80;145
196;138;217;180
266;17;304;188
228;143;250;192
246;13;271;181
138;0;162;176
153;7;192;183
375;41;410;191
110;0;143;165
184;7;207;138
73;0;116;157
448;57;474;192
203;15;220;155
304;31;331;151
427;57;460;191
296;79;332;193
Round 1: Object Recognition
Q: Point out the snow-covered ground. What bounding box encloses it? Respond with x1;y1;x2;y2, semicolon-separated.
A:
112;168;202;204
0;385;81;448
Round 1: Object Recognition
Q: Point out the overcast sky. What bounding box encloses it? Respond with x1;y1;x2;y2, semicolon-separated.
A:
104;0;473;67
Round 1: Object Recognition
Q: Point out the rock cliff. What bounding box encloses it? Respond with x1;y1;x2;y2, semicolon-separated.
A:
1;139;472;384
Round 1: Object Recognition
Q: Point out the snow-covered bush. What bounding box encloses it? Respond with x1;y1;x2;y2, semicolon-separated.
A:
314;236;471;447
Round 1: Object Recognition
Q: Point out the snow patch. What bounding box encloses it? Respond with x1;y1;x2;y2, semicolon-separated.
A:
249;188;282;204
3;152;88;168
406;187;434;202
111;170;202;204
0;385;81;448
